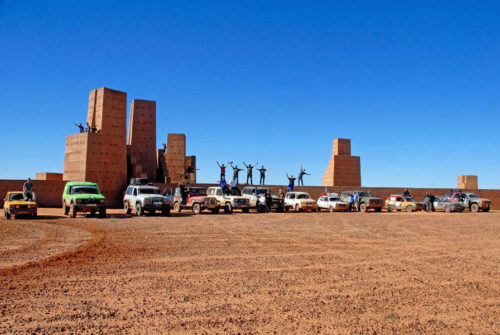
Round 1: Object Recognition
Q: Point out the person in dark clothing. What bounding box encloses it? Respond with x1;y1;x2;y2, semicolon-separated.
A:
91;124;97;133
162;143;167;152
230;176;239;195
23;178;34;201
86;123;91;132
265;189;273;212
297;164;310;186
179;181;187;205
429;193;436;212
217;161;227;180
258;166;270;185
286;173;296;192
243;162;258;185
229;162;243;183
403;189;410;197
220;176;230;195
74;123;85;133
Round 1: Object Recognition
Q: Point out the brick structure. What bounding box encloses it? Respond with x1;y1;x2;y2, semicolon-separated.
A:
35;173;63;181
63;88;128;205
322;139;361;187
165;134;186;185
127;99;157;181
185;155;197;184
458;175;478;189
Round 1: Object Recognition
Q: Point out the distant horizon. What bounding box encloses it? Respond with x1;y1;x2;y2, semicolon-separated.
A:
1;1;499;188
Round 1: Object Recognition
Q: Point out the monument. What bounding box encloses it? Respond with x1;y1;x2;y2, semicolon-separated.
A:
322;138;361;187
458;175;478;189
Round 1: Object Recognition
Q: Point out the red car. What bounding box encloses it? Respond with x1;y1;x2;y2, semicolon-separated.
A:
172;187;218;214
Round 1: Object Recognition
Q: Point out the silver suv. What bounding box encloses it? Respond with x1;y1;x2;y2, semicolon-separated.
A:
123;185;171;216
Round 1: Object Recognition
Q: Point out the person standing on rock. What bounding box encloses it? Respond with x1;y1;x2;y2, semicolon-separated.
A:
229;162;243;184
258;166;270;185
243;162;258;185
286;173;296;192
297;164;310;186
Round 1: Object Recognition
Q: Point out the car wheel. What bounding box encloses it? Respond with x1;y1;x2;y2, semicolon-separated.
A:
375;207;382;212
5;209;11;220
295;204;300;212
98;208;106;218
192;203;201;214
124;202;131;214
386;206;392;212
173;202;181;213
32;210;37;219
136;203;143;216
406;206;414;213
162;207;170;216
445;206;451;213
69;203;77;218
359;203;367;212
242;208;249;213
211;208;220;214
285;207;290;212
329;206;334;213
63;202;69;215
224;203;233;214
483;208;490;212
470;203;479;213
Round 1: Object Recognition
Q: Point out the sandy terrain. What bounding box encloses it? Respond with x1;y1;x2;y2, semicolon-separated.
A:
0;208;498;334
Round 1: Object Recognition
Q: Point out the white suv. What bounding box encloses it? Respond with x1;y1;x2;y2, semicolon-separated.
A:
317;193;349;212
285;192;318;212
206;187;250;213
123;185;171;216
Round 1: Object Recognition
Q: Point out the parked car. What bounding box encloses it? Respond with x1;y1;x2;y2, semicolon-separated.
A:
240;186;288;212
433;196;464;213
62;182;106;218
206;187;250;213
317;193;349;212
340;191;383;212
123;184;170;216
444;191;491;212
3;191;37;219
385;195;426;212
285;192;318;212
172;187;218;214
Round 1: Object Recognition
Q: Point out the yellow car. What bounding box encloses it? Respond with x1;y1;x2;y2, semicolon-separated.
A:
3;191;37;219
384;194;425;212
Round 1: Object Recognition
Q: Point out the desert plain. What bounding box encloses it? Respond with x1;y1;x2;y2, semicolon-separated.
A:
0;209;498;334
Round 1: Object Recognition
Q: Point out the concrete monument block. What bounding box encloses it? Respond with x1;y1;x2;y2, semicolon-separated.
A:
322;138;361;187
458;175;478;189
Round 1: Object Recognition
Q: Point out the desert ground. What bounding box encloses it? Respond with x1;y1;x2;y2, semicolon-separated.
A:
0;208;498;334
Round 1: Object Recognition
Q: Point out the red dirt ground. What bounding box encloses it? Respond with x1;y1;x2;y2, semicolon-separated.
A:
1;208;499;334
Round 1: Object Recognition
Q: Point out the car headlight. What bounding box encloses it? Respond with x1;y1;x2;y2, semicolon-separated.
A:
144;198;152;203
100;199;104;204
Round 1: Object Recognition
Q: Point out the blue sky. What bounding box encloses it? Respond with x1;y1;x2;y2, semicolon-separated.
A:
1;1;499;188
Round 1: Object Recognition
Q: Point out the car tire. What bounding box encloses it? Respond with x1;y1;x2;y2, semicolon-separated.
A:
5;210;10;220
375;207;382;212
359;203;367;212
329;206;334;213
224;203;233;214
285;207;290;212
136;203;143;216
69;203;77;218
211;208;220;214
470;203;479;213
192;203;201;215
124;202;131;214
242;208;249;213
98;208;106;218
387;206;392;212
162;207;170;216
483;208;490;212
295;204;300;212
32;211;37;219
173;202;181;213
406;206;414;213
63;202;69;215
445;206;451;213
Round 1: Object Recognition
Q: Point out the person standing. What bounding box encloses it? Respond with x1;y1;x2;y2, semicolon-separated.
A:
230;176;239;195
348;192;354;212
286;173;296;192
220;176;230;195
229;162;243;183
429;193;436;212
258;166;270;185
179;181;187;205
217;161;227;180
297;164;310;186
74;123;84;133
403;189;410;197
23;178;34;201
353;192;359;211
243;162;258;185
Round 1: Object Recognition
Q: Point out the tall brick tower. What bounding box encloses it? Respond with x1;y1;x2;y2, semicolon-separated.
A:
458;175;478;189
127;99;157;181
165;134;186;184
322;138;361;187
64;88;128;205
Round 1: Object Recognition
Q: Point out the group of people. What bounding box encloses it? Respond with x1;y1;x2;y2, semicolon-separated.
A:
74;122;99;134
422;192;436;212
217;161;310;191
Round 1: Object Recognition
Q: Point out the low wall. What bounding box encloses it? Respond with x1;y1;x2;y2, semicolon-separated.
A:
1;180;499;209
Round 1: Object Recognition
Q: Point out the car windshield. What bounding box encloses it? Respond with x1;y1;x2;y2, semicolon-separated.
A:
71;186;99;195
9;193;25;201
329;197;340;201
358;192;371;197
404;197;414;202
256;189;267;195
297;194;310;199
468;193;479;198
139;188;161;195
189;188;206;196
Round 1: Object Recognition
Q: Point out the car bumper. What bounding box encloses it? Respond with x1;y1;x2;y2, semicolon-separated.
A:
8;208;36;215
143;203;169;210
300;204;318;211
75;204;105;212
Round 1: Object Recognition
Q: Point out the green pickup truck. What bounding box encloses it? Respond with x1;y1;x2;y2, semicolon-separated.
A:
62;182;106;218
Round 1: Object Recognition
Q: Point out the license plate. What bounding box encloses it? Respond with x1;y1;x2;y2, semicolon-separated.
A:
154;202;162;206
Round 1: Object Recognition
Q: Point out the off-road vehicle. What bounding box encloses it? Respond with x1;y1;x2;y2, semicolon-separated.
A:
3;191;37;219
433;196;464;213
206;187;250;213
445;191;491;212
385;195;425;212
285;192;318;212
240;186;287;212
340;191;383;212
172;187;218;214
317;193;348;212
62;182;106;218
123;184;170;216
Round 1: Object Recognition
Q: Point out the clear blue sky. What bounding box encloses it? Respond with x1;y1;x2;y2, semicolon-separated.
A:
1;1;499;188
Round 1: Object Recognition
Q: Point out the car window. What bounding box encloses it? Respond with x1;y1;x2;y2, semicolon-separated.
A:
189;188;207;196
208;188;215;195
297;194;310;199
9;193;24;201
139;188;160;195
329;197;339;201
242;188;249;195
216;189;223;196
133;189;137;196
468;193;479;198
71;186;99;195
126;187;133;195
